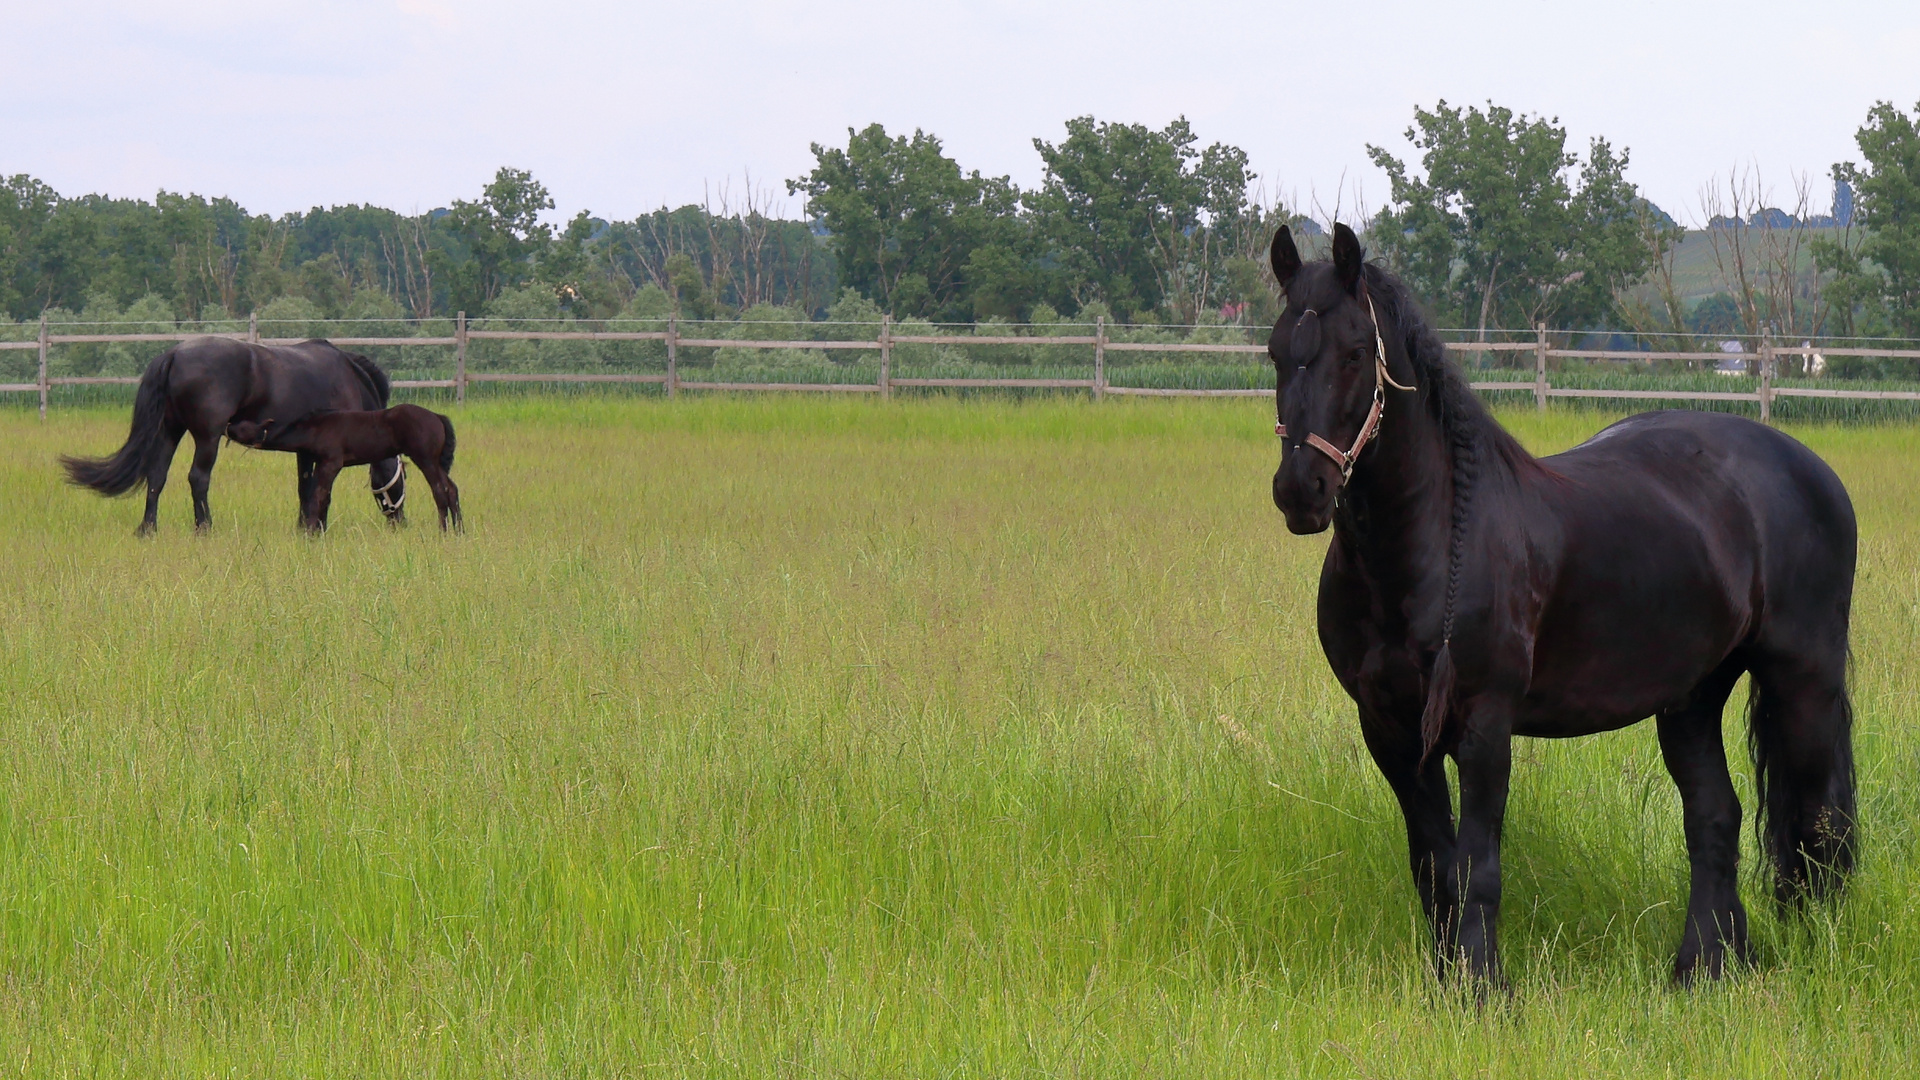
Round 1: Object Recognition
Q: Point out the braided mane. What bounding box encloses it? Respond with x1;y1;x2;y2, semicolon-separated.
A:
1359;263;1540;762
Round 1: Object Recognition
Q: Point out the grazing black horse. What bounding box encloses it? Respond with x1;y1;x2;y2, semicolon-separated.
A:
1268;224;1857;986
61;336;406;534
227;404;461;532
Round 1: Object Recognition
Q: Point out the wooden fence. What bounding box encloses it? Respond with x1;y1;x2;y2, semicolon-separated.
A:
7;314;1920;422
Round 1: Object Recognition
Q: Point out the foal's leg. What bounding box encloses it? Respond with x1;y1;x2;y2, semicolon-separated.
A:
1359;714;1461;969
186;430;222;533
296;451;319;524
137;420;186;537
410;457;461;531
1656;659;1749;983
303;460;343;533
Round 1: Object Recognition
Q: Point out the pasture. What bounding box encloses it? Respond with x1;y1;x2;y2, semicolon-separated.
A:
0;395;1916;1076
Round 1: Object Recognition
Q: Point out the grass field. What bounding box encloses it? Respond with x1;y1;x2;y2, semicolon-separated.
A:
1;396;1917;1077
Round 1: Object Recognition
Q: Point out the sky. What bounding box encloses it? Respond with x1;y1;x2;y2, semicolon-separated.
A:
5;0;1918;227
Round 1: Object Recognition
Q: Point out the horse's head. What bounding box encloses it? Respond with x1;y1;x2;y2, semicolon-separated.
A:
226;419;270;446
1266;222;1415;534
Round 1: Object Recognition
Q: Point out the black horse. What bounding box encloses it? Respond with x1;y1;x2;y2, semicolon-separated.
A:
1268;224;1856;986
61;336;406;534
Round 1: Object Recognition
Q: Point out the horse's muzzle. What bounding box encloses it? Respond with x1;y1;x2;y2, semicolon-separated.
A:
1274;454;1337;534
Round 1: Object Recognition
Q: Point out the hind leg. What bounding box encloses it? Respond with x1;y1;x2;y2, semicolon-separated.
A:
1750;651;1856;906
411;458;461;531
187;430;221;533
137;422;186;537
1657;659;1750;983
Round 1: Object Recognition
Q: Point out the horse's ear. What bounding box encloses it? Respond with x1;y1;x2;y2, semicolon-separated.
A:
1332;222;1365;295
1269;227;1303;290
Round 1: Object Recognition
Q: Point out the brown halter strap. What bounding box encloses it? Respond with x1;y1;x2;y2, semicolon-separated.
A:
1275;280;1416;483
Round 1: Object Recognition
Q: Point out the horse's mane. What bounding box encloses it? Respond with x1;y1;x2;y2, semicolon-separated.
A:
342;349;392;407
1361;262;1542;480
1361;260;1549;761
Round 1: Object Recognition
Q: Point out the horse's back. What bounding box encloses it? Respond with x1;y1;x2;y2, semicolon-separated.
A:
1520;411;1854;731
1551;411;1855;588
164;338;381;431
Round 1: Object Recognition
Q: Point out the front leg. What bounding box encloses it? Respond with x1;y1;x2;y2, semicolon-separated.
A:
1358;713;1461;969
303;460;342;533
1450;696;1515;986
296;451;319;522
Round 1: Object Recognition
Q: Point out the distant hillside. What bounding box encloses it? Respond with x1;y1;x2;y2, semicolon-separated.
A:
1662;226;1841;306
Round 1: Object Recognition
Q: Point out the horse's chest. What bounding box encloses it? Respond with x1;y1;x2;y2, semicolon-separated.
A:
1322;609;1428;715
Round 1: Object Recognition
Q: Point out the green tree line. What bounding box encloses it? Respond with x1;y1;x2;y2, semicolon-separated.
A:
5;101;1920;337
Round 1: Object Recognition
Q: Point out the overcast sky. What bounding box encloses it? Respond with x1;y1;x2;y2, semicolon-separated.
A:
5;1;1917;226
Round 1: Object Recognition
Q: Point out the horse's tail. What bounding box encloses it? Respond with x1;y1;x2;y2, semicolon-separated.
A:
59;348;176;496
1748;661;1857;905
437;413;456;472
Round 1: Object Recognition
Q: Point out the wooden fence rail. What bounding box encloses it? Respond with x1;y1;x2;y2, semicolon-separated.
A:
10;315;1920;418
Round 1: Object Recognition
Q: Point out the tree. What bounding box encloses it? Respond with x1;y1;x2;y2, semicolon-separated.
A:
0;175;65;318
1026;116;1252;321
1816;101;1920;337
437;167;555;315
1367;101;1652;336
788;124;1021;321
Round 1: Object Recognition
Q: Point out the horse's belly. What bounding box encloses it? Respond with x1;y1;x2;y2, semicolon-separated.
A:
1519;605;1743;735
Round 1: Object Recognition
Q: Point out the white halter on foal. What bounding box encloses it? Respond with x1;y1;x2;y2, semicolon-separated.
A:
1275;285;1417;483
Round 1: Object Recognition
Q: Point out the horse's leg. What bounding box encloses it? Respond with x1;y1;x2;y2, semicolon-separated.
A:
136;420;186;537
1358;715;1461;970
410;457;460;531
296;451;319;524
303;460;342;533
1450;698;1514;986
371;456;406;526
186;430;221;533
1748;648;1857;907
1656;659;1749;982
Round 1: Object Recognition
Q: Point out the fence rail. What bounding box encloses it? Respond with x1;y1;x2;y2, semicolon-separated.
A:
10;314;1920;421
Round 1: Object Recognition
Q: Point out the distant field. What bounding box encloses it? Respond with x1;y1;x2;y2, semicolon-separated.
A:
0;396;1916;1076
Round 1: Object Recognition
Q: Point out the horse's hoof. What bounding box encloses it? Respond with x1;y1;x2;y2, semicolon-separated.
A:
134;523;157;539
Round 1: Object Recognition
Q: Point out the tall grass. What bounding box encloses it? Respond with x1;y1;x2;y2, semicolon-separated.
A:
0;397;1916;1076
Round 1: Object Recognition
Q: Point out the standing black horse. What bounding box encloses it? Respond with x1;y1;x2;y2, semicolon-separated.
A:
1268;224;1856;985
61;336;406;534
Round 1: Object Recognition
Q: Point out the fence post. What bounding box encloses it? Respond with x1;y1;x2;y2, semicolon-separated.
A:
454;311;468;403
37;314;48;421
1094;315;1107;400
666;315;679;399
1534;324;1547;413
1760;327;1774;423
248;311;258;344
879;314;892;399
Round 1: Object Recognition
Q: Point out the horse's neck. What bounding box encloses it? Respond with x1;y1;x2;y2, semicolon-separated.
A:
1333;395;1456;593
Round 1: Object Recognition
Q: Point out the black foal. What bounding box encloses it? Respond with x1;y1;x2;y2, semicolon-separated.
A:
228;404;462;531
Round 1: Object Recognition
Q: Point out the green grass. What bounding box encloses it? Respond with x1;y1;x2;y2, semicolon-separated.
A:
2;396;1918;1076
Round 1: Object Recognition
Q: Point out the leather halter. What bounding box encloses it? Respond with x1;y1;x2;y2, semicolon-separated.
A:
1275;281;1417;483
373;458;407;513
